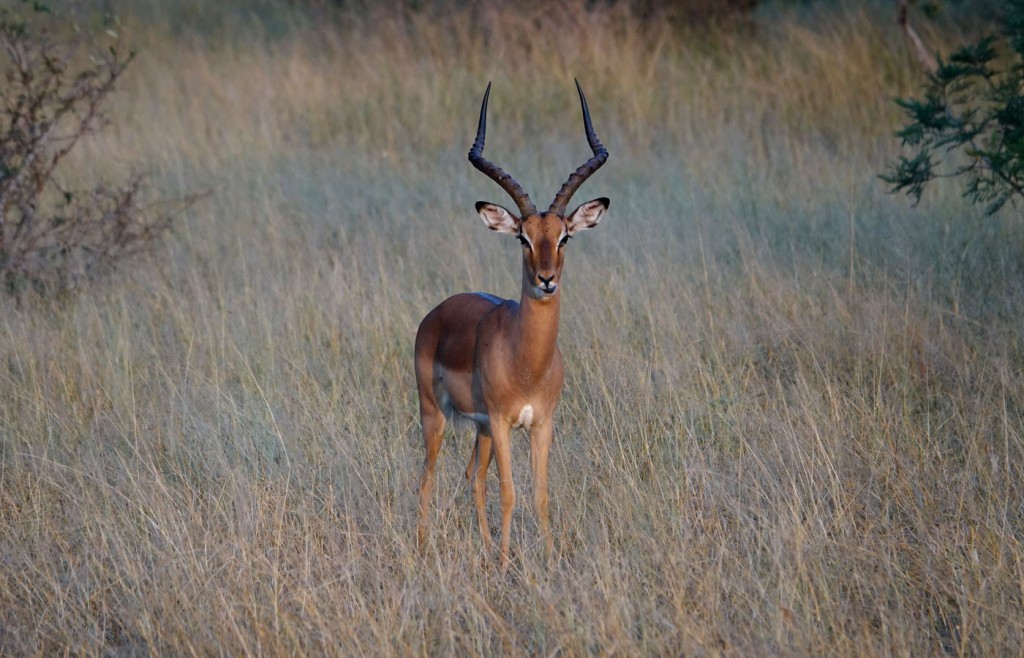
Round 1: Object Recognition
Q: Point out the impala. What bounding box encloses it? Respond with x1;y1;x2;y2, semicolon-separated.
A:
414;81;609;566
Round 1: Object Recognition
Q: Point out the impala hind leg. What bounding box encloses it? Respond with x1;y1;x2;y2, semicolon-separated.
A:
466;427;495;552
416;405;446;552
529;421;555;560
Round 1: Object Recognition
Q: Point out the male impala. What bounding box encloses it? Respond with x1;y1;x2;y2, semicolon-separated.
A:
415;81;609;565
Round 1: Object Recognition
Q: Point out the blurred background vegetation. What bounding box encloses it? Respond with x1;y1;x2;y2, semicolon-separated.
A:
1;0;1022;655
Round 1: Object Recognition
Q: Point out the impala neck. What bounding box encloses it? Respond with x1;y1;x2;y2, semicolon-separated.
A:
514;275;561;377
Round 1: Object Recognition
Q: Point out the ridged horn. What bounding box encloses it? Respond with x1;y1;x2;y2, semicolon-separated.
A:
467;82;537;218
548;79;609;216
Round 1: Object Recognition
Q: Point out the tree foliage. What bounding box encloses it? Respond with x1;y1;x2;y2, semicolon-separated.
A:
883;0;1024;216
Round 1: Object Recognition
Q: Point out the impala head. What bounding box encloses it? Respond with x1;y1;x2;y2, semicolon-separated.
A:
468;81;610;301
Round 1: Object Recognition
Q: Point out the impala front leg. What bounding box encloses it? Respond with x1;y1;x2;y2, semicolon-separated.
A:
530;419;555;560
490;421;515;569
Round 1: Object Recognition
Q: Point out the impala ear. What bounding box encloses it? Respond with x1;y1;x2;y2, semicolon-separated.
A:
476;202;519;235
566;197;609;235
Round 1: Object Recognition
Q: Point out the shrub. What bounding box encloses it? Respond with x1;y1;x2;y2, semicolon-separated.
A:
0;2;186;296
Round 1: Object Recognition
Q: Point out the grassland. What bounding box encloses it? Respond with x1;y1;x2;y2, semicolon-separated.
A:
1;1;1022;655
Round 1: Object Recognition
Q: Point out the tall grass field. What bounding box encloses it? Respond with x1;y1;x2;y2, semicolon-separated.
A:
1;1;1022;655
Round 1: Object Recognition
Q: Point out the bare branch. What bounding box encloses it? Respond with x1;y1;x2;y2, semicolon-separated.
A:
899;1;939;74
0;7;180;295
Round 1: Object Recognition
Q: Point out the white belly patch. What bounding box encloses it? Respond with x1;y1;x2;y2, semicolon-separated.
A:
514;405;534;430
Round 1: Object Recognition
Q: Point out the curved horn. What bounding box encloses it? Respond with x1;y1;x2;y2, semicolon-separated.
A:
468;82;537;218
549;79;609;215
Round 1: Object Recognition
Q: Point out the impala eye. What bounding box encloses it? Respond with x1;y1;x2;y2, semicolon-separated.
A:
558;235;571;248
516;235;530;247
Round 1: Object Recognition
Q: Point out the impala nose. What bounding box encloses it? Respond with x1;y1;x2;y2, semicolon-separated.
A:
537;274;557;293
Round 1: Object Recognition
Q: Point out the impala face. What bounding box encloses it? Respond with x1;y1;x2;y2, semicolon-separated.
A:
477;199;608;301
518;213;568;299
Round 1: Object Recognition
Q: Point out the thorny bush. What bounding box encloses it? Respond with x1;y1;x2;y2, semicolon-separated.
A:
0;2;185;296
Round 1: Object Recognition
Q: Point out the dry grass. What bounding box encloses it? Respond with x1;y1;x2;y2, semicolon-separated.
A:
1;1;1022;655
